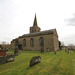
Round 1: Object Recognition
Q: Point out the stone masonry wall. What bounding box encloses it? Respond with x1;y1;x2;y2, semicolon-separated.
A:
53;35;59;51
18;34;55;51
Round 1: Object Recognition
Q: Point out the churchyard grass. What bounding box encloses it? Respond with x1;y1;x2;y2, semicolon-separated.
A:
0;50;75;75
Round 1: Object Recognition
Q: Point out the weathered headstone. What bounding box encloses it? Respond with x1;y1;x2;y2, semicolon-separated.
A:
29;55;41;67
0;50;6;57
54;51;56;54
14;46;19;56
68;49;69;53
6;54;15;62
65;49;67;52
0;56;6;65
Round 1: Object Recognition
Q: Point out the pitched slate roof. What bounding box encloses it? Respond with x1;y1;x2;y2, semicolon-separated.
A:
19;29;55;38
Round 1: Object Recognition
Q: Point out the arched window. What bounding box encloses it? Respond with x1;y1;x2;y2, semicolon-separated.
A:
40;37;44;47
30;38;34;47
23;39;26;46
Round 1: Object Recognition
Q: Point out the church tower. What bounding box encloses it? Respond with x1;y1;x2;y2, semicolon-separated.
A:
30;14;41;33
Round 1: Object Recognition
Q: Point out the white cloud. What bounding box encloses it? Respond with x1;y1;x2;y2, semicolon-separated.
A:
61;34;75;45
65;14;75;26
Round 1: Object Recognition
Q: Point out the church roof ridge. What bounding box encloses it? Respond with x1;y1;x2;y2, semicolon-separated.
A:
19;29;56;38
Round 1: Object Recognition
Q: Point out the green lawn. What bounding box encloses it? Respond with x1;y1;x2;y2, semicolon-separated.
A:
0;50;75;75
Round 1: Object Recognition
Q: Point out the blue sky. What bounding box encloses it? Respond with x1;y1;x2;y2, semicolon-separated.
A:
0;0;75;45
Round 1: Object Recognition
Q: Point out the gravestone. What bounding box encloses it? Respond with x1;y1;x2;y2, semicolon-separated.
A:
0;50;6;57
14;46;19;56
29;55;41;67
6;54;15;62
54;51;56;54
68;49;69;53
65;48;67;52
0;56;6;65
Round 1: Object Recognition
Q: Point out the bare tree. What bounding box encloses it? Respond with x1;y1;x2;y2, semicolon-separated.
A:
2;41;6;45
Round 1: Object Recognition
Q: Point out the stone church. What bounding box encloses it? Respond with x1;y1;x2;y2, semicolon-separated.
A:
11;14;59;51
